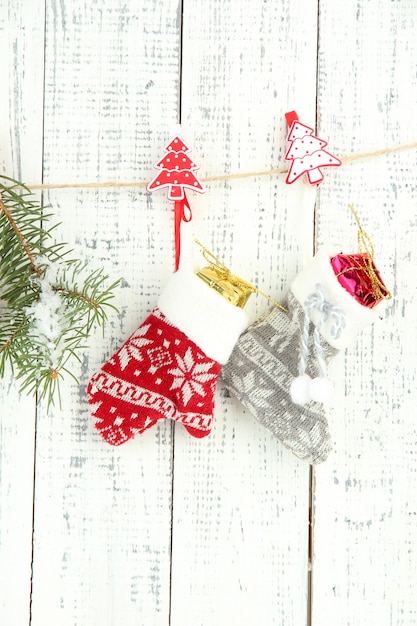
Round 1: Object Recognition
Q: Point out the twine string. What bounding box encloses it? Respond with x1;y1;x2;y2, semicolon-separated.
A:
16;140;403;306
194;239;288;312
25;140;417;191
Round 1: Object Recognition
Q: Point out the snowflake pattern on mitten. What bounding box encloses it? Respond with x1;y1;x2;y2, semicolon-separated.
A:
87;308;221;445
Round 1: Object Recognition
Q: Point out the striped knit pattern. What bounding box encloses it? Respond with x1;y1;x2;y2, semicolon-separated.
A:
221;292;338;464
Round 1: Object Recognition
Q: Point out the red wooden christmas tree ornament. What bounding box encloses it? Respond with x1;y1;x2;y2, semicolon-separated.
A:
147;134;205;270
147;135;204;200
284;111;341;185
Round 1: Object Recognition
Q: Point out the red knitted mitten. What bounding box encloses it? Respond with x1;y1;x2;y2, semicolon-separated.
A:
87;268;248;445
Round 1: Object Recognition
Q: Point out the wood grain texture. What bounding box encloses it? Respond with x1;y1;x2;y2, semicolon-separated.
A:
29;1;181;624
170;2;319;625
313;2;417;625
1;1;416;625
0;2;45;624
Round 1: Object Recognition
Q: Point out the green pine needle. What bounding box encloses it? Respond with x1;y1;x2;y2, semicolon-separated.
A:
0;174;120;407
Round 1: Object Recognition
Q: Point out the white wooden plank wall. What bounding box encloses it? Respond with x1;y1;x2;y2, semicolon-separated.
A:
1;3;45;624
0;1;416;625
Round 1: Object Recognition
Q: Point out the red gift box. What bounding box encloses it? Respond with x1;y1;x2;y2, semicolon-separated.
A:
331;253;389;308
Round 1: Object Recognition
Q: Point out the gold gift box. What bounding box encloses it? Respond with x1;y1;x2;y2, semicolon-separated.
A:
196;266;252;308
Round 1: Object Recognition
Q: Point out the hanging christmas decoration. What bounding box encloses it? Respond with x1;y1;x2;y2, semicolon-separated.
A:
147;133;205;270
284;111;341;185
221;206;391;464
87;242;250;445
0;175;118;405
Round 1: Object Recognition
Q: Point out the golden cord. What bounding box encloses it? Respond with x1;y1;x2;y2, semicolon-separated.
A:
347;204;392;301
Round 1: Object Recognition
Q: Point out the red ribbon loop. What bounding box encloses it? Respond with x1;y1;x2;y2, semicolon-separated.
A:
174;192;192;271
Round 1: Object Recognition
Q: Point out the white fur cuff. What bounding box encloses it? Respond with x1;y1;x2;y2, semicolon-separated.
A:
291;247;380;349
158;269;249;364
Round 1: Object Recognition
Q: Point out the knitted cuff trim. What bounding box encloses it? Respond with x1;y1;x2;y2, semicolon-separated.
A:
158;269;249;364
291;246;380;349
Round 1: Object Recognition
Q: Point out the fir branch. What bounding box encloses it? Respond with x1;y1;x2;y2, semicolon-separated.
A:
0;192;42;277
0;174;120;407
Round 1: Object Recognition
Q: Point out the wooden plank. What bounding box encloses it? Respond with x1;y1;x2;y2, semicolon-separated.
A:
170;2;320;624
29;2;181;624
0;2;45;624
313;2;417;625
4;1;416;625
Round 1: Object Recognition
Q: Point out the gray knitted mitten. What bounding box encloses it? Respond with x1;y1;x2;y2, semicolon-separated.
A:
221;247;381;464
221;293;337;463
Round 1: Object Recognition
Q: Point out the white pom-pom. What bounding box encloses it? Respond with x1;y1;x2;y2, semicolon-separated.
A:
309;377;333;403
290;375;312;405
